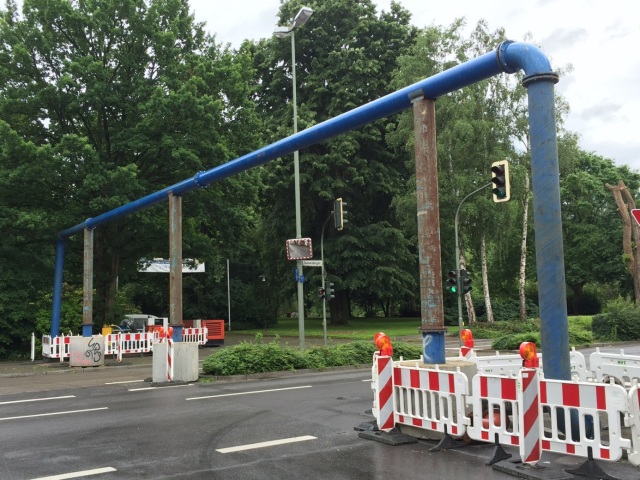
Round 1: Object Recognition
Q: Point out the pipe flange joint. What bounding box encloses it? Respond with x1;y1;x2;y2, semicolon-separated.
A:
522;72;560;87
497;40;517;74
194;171;207;188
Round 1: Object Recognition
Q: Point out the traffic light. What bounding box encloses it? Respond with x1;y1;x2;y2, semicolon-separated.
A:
491;160;511;203
318;287;325;300
326;282;335;300
460;269;472;294
334;198;348;231
446;270;458;294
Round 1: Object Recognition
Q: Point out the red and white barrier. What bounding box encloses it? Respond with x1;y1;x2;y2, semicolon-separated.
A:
104;332;153;357
167;338;174;382
393;362;469;436
370;350;639;469
182;327;208;345
41;334;71;359
466;374;520;446
539;378;631;462
519;369;541;464
372;354;395;432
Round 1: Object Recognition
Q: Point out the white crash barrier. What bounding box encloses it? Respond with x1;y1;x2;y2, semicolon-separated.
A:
463;347;588;382
182;327;208;345
371;356;640;468
628;383;640;466
393;361;469;437
590;348;640;389
41;334;71;359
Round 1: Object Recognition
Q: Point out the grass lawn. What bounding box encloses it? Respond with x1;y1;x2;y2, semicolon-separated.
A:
234;317;458;341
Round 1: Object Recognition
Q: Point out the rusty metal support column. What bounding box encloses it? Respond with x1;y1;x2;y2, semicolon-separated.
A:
82;228;94;337
413;97;445;364
169;192;183;341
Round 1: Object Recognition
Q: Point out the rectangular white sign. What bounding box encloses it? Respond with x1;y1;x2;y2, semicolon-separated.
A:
302;260;323;267
138;258;205;273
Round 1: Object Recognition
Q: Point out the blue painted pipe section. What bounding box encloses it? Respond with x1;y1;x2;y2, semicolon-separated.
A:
525;80;570;381
422;330;446;364
51;239;65;336
51;40;566;381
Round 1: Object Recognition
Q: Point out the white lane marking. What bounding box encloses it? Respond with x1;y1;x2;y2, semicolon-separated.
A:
186;385;312;401
31;466;117;479
104;380;145;385
0;395;75;405
0;407;108;421
128;384;193;392
216;435;317;453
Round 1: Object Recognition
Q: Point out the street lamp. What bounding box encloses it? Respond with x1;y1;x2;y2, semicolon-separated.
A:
274;6;313;350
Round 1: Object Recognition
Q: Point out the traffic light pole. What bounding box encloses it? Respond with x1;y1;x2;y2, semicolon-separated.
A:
320;211;333;346
454;182;492;346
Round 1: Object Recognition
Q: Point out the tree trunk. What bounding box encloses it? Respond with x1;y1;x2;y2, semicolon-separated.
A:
606;181;640;303
519;171;531;321
480;234;494;322
459;254;476;325
329;291;350;325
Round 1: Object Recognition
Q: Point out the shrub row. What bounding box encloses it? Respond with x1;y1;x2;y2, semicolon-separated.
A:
202;338;423;376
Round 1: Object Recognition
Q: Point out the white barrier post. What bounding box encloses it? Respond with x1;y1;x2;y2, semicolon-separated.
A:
372;354;394;431
117;332;122;363
31;332;35;361
167;338;174;382
518;368;541;464
60;334;65;363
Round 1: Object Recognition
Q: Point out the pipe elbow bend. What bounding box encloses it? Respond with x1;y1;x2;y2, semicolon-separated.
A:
498;41;559;86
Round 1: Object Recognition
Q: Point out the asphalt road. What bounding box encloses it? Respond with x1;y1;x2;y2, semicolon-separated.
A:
1;369;520;480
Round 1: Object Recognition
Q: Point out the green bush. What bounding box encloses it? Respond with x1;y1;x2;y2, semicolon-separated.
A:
492;332;541;350
202;338;423;376
592;297;640;341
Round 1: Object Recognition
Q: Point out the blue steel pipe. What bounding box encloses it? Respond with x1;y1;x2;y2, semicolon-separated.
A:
51;41;568;382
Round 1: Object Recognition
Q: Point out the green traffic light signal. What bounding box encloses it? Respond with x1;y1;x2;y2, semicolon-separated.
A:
446;270;458;294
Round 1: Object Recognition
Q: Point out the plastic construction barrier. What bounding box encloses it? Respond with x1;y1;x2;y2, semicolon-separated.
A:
590;348;640;389
182;327;208;345
393;361;469;436
370;355;639;469
463;348;588;382
628;382;640;466
41;334;71;359
371;354;395;432
539;378;631;462
104;332;153;357
466;373;520;447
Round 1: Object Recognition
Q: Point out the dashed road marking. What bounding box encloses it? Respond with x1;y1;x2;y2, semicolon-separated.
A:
186;385;312;401
216;435;316;453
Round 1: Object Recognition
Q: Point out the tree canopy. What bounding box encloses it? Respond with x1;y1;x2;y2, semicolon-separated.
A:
1;0;639;357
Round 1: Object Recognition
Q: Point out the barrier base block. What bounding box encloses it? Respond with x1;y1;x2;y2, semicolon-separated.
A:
493;460;574;480
358;428;418;446
566;459;620;480
353;420;378;432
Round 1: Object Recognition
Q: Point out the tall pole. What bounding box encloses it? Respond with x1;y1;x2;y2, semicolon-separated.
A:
414;97;445;364
291;31;305;350
320;212;332;346
454;183;492;346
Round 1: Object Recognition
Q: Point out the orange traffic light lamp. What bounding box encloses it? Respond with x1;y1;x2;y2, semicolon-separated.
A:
374;332;393;357
519;342;539;368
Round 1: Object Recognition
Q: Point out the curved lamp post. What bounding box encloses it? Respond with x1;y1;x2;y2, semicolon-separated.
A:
274;7;313;350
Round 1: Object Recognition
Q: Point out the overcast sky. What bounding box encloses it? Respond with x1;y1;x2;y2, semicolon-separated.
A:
191;0;640;171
